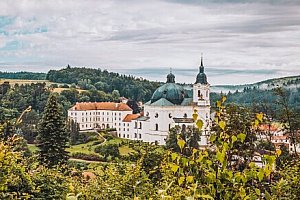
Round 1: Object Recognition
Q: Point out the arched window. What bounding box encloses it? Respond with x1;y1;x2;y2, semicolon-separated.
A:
169;113;172;118
198;90;201;97
139;122;142;129
134;133;137;138
155;113;159;118
206;90;208;97
183;113;187;118
155;124;158;131
146;112;149;116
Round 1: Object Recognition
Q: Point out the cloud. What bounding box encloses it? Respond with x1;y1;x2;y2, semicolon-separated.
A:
0;0;299;85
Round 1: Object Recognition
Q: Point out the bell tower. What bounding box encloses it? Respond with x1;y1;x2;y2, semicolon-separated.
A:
193;55;210;107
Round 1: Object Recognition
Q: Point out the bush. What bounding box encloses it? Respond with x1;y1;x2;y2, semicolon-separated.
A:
92;140;103;146
71;152;104;162
103;134;113;141
94;144;120;160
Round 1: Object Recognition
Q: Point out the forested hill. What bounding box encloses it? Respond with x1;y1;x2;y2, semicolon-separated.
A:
212;74;300;93
0;71;46;80
46;66;162;102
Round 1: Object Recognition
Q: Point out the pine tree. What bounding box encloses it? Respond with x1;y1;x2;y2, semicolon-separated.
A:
37;93;69;167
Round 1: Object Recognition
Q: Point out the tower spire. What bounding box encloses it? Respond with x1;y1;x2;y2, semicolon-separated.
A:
200;53;203;67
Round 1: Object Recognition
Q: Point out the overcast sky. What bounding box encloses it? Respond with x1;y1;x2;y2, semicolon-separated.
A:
0;0;300;85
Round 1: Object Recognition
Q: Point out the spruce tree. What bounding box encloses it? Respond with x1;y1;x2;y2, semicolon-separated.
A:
37;93;69;167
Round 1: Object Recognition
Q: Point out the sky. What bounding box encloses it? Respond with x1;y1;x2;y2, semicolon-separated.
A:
0;0;300;85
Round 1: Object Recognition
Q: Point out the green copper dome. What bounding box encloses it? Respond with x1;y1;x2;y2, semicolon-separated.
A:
151;73;187;105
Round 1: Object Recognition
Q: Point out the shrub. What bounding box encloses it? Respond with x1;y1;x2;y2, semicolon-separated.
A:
94;144;120;160
71;152;103;162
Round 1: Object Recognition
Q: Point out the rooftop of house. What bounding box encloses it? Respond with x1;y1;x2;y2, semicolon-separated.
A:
123;114;140;122
69;102;132;111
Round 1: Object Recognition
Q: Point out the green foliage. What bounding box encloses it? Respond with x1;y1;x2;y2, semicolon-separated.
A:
46;66;161;102
37;93;69;167
94;143;120;161
1;97;300;199
0;71;46;80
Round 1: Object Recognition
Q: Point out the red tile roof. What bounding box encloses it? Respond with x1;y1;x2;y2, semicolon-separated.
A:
70;102;132;111
272;135;288;140
259;124;280;132
123;114;140;122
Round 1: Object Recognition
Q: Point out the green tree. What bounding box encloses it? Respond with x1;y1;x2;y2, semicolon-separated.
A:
36;93;69;167
111;89;120;102
95;144;120;161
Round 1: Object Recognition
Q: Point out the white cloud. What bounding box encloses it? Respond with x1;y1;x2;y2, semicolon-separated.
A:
0;0;299;84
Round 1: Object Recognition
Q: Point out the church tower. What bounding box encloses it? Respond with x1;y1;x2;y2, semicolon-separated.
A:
193;55;211;148
193;55;210;107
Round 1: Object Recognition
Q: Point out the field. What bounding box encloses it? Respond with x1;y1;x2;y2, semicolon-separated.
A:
52;87;86;94
0;78;86;93
0;79;51;86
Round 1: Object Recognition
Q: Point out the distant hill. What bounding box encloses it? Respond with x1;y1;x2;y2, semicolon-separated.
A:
211;75;300;93
46;66;162;102
0;71;47;80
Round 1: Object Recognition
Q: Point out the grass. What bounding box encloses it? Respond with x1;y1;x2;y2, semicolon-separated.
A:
28;137;136;157
28;144;38;153
52;87;86;94
119;146;135;155
0;79;52;86
66;141;99;154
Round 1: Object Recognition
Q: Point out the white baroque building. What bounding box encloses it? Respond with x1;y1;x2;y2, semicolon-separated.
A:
68;57;211;145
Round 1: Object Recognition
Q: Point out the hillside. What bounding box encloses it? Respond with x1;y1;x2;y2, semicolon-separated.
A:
0;71;46;80
46;66;162;102
211;75;300;93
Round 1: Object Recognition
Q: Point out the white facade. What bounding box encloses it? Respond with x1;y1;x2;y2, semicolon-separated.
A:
68;102;133;132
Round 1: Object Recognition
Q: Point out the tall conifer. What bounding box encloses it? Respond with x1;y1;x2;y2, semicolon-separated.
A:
37;93;69;167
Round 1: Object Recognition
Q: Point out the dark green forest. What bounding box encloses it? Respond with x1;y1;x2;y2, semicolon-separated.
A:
0;71;46;80
46;66;161;102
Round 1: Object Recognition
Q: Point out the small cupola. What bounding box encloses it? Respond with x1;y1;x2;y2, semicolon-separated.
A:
166;68;175;83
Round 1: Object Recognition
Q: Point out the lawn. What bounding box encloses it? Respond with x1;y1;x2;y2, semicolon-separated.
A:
28;144;38;153
52;87;86;94
28;137;136;157
0;79;52;86
66;141;99;154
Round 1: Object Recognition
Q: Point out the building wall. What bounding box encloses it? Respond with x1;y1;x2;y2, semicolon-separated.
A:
68;109;132;131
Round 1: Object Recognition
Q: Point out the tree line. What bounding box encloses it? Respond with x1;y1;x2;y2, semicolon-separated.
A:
46;66;161;102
